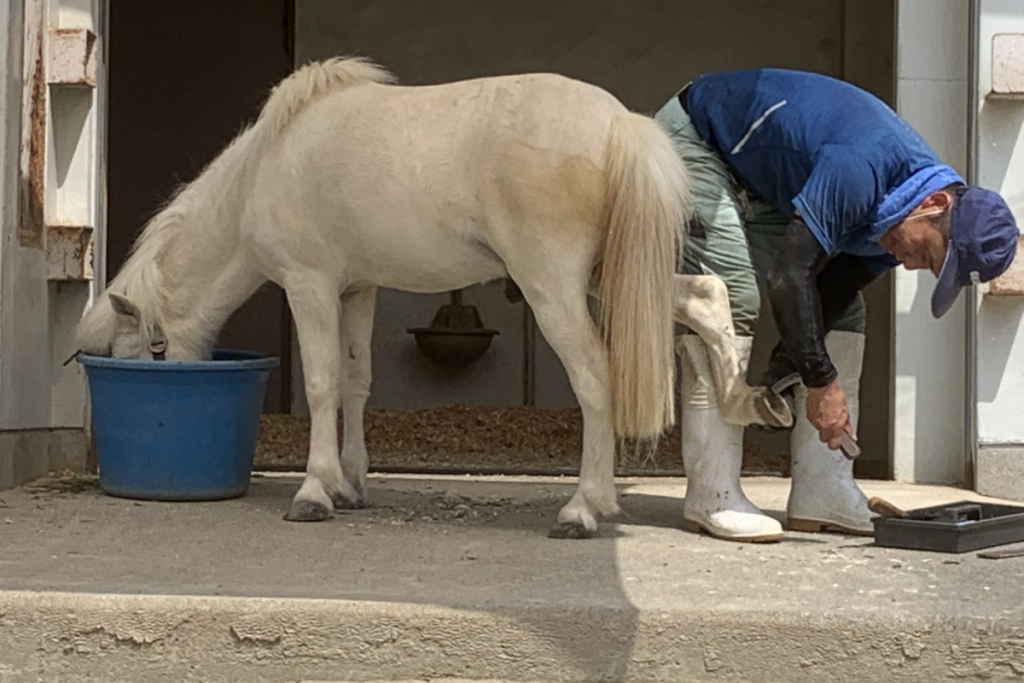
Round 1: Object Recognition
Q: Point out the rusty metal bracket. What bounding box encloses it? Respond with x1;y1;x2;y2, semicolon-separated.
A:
46;225;94;281
48;28;97;87
37;22;99;276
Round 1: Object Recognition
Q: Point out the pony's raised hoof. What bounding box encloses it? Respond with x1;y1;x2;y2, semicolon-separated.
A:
548;521;594;540
284;499;333;522
756;389;794;429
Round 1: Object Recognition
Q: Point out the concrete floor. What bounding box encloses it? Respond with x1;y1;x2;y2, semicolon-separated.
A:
2;473;1023;682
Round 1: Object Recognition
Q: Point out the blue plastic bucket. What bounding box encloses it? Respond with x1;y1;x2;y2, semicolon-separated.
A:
78;349;279;501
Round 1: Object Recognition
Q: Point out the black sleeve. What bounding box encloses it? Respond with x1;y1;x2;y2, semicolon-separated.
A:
765;218;835;388
764;220;879;388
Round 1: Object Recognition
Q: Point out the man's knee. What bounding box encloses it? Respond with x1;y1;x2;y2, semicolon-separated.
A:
729;280;761;337
829;293;867;334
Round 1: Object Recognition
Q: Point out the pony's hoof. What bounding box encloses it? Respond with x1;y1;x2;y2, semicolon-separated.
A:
548;521;593;540
759;391;794;429
332;491;366;510
333;477;367;510
284;500;332;522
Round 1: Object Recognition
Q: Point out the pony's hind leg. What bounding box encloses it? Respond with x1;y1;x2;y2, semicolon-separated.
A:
283;275;346;522
673;274;792;428
512;268;619;540
335;286;377;509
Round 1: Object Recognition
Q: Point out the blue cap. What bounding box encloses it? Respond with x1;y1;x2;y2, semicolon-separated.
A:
932;187;1019;318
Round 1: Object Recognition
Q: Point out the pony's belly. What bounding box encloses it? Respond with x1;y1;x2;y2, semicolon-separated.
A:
348;242;507;294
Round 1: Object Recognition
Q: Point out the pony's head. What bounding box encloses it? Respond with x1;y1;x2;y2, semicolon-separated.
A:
76;291;170;360
108;292;168;359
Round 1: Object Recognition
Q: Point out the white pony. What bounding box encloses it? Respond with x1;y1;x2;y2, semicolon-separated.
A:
77;58;789;538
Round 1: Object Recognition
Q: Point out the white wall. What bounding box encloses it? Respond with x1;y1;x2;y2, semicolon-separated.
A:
976;1;1024;446
0;0;104;490
892;0;970;484
0;1;22;429
1;0;51;433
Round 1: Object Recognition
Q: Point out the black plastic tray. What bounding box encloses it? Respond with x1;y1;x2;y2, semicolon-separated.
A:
872;500;1024;554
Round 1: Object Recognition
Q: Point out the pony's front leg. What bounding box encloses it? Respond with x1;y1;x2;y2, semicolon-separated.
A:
335;286;377;509
673;274;792;428
284;277;345;522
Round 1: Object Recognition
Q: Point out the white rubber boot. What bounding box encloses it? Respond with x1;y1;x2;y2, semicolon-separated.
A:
787;331;874;535
678;334;784;543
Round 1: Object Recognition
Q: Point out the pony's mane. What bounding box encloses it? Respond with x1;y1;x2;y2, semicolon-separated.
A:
256;56;396;145
76;56;397;354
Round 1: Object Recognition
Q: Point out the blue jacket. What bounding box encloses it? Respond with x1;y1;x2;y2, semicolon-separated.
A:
684;68;964;274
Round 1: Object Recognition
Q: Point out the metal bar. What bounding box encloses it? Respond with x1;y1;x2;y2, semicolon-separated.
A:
886;0;900;483
523;304;536;406
279;292;294;413
838;0;847;81
86;0;111;475
279;2;297;413
964;0;981;490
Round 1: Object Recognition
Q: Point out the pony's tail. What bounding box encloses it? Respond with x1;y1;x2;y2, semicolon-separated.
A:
254;56;395;146
597;112;692;440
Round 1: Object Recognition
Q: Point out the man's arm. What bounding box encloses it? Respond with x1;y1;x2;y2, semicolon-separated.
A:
765;216;838;388
763;247;883;385
767;148;888;448
771;146;883;383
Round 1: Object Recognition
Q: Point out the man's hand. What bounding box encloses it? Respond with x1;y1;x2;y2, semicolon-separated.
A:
806;379;852;450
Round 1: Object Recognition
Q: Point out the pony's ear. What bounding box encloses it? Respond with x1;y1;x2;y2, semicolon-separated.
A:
109;293;140;320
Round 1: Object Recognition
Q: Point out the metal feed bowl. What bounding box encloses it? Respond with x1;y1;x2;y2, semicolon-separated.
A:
407;290;499;367
408;328;499;367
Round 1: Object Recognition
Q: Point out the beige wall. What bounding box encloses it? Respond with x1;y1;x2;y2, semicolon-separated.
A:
292;0;895;470
892;0;969;484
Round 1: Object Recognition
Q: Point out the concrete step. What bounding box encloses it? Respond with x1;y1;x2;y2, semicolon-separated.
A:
1;474;1023;683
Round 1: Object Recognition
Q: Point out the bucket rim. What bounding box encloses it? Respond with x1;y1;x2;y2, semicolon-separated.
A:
77;348;280;372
